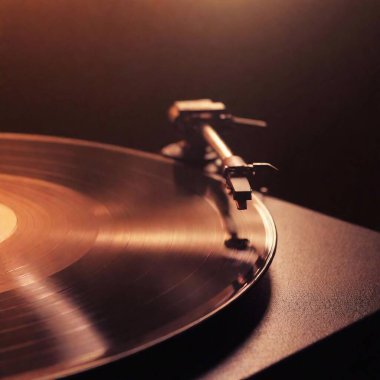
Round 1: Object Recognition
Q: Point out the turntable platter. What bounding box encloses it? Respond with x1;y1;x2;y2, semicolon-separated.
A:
0;134;276;379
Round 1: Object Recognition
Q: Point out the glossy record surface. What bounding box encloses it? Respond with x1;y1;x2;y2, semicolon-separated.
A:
0;134;276;379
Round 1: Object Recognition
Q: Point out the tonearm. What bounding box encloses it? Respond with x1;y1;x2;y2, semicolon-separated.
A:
162;99;277;210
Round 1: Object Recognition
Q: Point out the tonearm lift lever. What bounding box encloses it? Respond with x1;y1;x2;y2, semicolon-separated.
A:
162;99;277;210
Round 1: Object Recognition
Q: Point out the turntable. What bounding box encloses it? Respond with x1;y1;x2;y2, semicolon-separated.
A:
0;100;379;379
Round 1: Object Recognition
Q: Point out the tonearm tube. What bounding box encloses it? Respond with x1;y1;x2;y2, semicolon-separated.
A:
162;99;277;210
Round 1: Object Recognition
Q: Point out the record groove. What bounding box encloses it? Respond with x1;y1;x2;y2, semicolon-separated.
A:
0;134;276;379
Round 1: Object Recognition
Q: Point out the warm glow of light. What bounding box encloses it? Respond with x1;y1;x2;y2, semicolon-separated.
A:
13;273;108;364
0;204;17;243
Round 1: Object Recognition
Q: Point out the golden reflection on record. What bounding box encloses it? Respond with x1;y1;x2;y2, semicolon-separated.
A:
0;134;276;379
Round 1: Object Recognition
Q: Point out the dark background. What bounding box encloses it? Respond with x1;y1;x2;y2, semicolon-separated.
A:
0;0;379;230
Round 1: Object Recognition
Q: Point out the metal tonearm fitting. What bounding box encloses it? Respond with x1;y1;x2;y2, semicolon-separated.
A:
162;99;277;210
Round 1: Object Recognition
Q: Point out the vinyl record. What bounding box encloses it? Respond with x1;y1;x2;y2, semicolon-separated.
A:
0;134;276;379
